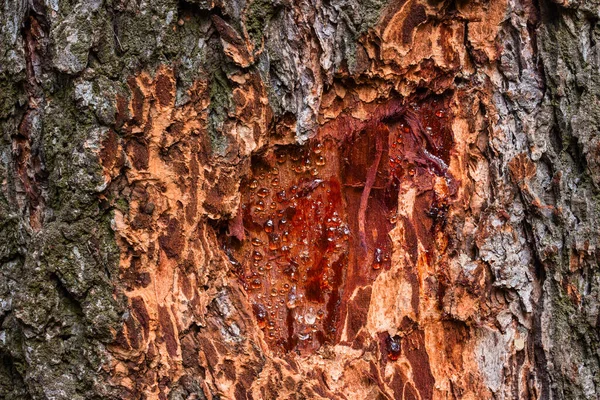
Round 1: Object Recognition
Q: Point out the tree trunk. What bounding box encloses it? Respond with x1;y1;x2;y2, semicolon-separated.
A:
1;0;599;398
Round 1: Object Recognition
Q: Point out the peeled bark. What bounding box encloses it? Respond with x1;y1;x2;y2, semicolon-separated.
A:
1;0;600;399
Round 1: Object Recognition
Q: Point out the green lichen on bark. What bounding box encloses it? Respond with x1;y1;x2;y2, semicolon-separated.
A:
245;0;277;46
355;0;388;34
208;69;234;156
0;76;25;120
530;1;600;398
0;84;124;399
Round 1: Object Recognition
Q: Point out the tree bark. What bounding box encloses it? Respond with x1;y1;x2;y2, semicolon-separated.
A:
1;0;599;398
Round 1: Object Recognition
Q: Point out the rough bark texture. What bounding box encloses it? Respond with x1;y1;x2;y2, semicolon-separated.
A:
1;0;600;399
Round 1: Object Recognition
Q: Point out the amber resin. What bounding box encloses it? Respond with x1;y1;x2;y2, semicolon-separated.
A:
225;94;455;354
225;140;348;354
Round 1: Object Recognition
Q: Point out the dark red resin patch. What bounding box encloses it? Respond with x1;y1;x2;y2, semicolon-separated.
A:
224;94;455;354
226;139;349;354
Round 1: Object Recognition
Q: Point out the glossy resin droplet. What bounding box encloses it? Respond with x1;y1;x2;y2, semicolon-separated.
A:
387;335;401;361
